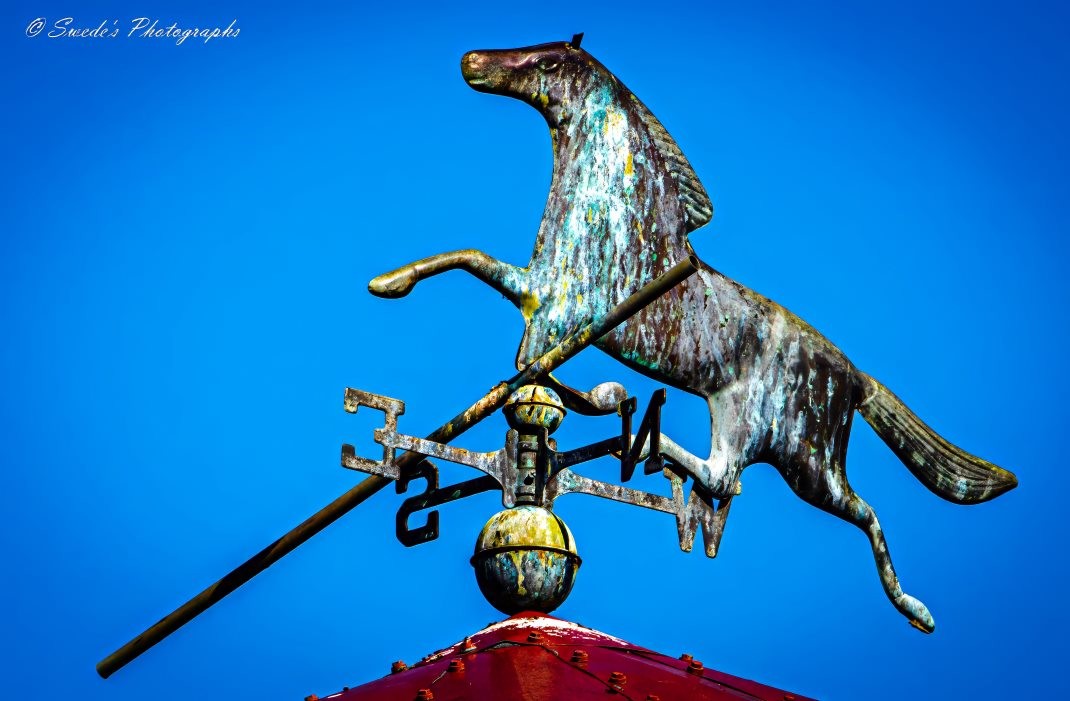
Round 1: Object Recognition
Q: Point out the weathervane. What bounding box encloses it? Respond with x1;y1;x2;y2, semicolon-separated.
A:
97;33;1017;679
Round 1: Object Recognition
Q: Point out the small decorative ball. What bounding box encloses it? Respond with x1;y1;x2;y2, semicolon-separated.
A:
471;506;580;614
503;385;566;434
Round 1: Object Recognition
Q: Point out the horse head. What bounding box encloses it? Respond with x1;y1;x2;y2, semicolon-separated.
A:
460;34;607;132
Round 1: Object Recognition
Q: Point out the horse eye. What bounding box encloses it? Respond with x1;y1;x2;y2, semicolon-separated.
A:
537;58;561;72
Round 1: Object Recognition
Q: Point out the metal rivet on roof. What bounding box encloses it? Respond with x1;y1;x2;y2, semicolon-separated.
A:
679;653;693;661
391;661;407;674
462;636;476;652
608;671;628;692
414;689;434;701
570;649;589;668
527;631;544;643
448;658;465;673
687;660;704;675
304;696;318;701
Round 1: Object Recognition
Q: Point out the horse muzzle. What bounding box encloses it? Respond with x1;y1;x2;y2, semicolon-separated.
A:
461;51;492;88
461;50;521;95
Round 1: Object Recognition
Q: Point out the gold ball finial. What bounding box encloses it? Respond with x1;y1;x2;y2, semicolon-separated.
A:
503;385;565;434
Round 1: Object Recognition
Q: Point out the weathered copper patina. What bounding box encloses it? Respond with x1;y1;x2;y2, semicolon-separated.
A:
369;35;1018;633
472;506;580;614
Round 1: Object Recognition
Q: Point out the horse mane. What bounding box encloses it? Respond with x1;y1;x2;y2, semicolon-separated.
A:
627;93;713;232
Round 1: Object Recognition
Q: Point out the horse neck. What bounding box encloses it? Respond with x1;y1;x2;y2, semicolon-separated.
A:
530;80;690;275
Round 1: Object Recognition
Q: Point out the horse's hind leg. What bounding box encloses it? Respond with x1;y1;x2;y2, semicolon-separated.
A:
779;448;936;633
654;392;762;501
368;249;524;303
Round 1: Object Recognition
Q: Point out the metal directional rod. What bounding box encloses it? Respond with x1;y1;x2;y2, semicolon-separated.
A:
95;255;698;679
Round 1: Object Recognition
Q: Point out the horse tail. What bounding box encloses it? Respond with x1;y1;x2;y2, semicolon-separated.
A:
855;372;1017;504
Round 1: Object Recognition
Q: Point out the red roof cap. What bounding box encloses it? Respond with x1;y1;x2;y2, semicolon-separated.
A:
316;612;814;701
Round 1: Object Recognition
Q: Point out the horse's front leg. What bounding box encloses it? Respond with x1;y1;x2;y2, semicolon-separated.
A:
368;249;524;303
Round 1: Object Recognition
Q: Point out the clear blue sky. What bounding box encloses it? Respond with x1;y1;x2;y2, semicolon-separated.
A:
4;1;1068;698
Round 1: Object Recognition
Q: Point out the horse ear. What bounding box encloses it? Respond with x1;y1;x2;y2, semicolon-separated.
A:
570;32;584;48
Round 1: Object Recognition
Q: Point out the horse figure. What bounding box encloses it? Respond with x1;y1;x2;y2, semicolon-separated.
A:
369;35;1017;633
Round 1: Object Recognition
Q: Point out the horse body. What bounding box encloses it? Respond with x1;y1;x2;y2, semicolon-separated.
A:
369;37;1017;633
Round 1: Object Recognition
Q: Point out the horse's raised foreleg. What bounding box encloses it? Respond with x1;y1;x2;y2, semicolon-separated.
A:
368;249;524;304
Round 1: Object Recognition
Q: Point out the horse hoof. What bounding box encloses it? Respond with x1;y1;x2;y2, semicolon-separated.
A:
368;268;417;298
897;594;935;633
587;382;627;412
